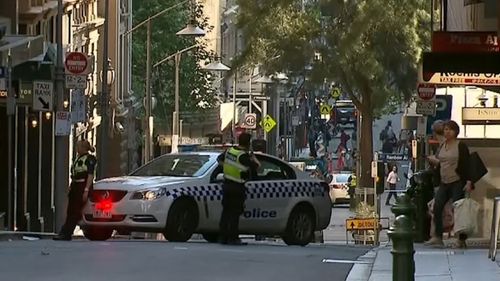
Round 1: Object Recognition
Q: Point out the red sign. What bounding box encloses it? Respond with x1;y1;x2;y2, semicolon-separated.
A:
65;52;88;74
432;31;500;53
417;84;436;100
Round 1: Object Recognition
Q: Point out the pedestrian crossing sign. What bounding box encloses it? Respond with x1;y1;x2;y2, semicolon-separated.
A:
320;104;331;115
331;87;341;99
261;115;276;133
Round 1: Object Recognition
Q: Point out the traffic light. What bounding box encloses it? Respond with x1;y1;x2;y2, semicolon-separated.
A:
376;162;385;195
120;135;128;175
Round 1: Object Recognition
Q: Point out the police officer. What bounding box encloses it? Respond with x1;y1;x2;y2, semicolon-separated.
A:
348;171;357;211
53;140;97;241
217;133;259;245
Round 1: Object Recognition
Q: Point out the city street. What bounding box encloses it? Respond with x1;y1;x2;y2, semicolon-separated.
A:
0;239;370;281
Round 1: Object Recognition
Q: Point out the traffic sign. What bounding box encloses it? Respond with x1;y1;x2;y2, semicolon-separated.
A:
331;87;341;99
416;100;436;116
417;83;436;101
65;52;89;75
71;89;86;124
33;81;53;112
262;115;276;133
55;111;71;136
65;74;88;89
241;113;257;129
346;218;378;230
320;104;331;115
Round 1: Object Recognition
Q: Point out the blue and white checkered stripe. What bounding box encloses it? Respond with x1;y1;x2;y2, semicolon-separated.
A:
246;181;322;199
165;181;324;201
165;185;222;201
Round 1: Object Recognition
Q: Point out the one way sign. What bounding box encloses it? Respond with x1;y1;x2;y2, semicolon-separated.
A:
33;81;53;112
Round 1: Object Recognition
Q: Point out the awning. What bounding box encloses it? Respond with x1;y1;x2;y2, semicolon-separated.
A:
0;35;45;66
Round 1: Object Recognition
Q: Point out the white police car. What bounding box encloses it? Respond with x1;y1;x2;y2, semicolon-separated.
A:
82;152;332;246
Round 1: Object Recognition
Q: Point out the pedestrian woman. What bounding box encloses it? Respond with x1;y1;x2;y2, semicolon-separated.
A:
385;165;399;205
53;140;97;241
425;120;472;248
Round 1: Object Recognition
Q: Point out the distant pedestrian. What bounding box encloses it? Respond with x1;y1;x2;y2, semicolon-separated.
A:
380;121;397;153
53;140;97;241
385;165;400;205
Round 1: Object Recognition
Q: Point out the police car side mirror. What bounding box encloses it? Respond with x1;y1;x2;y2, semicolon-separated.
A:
215;173;224;182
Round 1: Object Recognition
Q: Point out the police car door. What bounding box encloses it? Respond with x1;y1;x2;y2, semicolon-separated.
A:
240;155;295;233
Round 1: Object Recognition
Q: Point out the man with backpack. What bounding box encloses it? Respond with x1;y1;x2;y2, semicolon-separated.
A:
380;121;397;153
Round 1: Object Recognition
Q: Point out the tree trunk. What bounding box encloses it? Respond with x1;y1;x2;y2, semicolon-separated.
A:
359;105;374;189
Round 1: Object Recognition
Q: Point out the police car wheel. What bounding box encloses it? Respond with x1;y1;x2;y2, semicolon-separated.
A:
163;198;199;242
201;233;219;243
83;227;113;241
282;207;315;246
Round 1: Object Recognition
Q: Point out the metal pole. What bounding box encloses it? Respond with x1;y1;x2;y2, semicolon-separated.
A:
38;111;44;232
54;0;70;231
172;52;181;153
98;0;110;178
145;19;152;161
6;51;14;230
24;108;29;231
232;72;237;143
249;71;252;114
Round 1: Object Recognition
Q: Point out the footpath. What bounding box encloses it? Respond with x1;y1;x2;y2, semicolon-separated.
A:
347;242;500;281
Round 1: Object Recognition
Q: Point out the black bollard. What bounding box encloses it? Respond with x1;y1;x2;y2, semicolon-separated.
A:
388;194;416;281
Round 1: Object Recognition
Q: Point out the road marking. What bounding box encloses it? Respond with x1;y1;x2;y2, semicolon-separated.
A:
174;246;188;250
322;259;371;264
219;248;246;253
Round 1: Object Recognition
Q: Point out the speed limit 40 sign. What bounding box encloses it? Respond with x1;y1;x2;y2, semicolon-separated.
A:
242;113;257;129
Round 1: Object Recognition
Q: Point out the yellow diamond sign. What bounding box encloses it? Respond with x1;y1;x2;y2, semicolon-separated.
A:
331;87;341;99
320;104;331;115
262;115;276;133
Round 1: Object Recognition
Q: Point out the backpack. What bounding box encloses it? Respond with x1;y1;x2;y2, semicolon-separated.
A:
379;128;388;141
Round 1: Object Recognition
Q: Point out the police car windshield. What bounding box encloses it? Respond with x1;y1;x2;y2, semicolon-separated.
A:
131;154;212;177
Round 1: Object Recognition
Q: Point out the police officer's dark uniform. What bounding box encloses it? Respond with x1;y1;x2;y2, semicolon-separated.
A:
217;133;258;245
54;140;97;241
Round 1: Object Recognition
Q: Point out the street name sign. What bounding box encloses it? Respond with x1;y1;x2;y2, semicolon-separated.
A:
33;81;53;112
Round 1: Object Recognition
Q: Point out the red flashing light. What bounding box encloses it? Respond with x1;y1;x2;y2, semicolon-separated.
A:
97;200;113;211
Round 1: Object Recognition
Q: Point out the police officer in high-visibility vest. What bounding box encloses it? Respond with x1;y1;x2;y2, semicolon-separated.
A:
217;133;259;245
53;140;97;241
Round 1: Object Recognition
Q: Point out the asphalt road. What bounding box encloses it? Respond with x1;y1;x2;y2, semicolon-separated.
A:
0;239;370;281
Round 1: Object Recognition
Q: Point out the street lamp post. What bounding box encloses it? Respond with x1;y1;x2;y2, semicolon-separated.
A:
123;0;205;161
154;46;229;153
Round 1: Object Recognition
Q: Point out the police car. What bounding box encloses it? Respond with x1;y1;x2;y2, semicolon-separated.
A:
81;152;332;246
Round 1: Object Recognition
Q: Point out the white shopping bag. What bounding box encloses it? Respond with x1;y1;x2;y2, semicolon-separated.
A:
453;197;480;236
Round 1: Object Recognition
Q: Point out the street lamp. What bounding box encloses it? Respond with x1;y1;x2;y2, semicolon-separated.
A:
153;49;229;153
122;0;206;162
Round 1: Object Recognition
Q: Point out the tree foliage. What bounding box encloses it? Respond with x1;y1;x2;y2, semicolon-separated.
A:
236;0;430;186
132;0;216;130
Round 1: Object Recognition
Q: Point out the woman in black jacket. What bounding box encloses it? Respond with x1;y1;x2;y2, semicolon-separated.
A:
425;120;472;248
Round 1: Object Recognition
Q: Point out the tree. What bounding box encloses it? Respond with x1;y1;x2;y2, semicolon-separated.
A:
235;0;430;187
132;0;217;132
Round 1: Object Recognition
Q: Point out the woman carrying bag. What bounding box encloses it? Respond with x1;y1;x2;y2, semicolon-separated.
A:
425;120;473;249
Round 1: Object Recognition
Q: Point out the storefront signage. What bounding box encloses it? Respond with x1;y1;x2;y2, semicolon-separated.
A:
462;107;500;125
432;31;500;53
